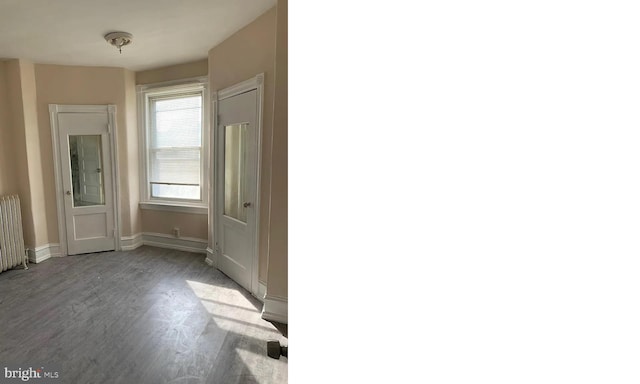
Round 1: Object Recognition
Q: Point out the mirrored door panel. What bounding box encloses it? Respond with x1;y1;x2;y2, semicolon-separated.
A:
223;123;248;222
69;135;105;207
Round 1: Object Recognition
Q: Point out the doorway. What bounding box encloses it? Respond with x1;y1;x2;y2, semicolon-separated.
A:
50;105;120;255
212;74;264;297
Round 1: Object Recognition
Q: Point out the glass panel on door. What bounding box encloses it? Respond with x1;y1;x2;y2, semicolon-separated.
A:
224;123;248;222
69;135;105;207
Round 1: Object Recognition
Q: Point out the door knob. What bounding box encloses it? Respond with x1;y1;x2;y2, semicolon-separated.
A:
243;202;251;208
66;191;71;196
96;168;101;173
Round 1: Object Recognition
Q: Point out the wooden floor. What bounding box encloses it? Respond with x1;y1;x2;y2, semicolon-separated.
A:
0;246;288;384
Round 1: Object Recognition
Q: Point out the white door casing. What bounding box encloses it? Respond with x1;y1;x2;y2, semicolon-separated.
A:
212;74;264;298
50;105;121;256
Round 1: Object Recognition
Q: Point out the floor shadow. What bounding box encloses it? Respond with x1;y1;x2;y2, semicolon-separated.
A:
266;320;287;338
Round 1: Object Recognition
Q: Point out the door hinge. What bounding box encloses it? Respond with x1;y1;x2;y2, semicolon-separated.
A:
108;124;112;133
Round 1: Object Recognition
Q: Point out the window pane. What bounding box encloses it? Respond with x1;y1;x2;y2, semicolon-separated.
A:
151;183;200;200
148;92;203;201
152;96;202;148
150;148;200;184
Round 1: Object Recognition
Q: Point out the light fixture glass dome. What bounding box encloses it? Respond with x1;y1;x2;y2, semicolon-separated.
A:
104;32;133;54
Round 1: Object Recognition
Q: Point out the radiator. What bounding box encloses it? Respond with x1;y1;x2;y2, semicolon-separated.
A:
0;195;28;273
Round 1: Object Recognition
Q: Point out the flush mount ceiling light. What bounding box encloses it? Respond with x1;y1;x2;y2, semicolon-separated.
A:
104;31;133;54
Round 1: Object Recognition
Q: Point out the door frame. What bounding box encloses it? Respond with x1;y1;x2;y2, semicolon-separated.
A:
210;73;264;298
49;104;122;256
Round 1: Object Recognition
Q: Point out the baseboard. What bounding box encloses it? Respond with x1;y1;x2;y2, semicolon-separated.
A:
205;247;216;267
120;233;143;251
141;232;207;254
27;243;61;264
257;282;267;303
261;295;288;324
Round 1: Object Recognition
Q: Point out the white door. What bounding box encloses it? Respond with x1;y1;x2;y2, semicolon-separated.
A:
216;90;260;293
57;112;116;255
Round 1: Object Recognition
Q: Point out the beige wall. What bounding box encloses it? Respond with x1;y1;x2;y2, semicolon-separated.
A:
19;60;48;248
135;59;208;85
124;69;141;235
135;60;210;240
139;210;208;239
5;60;47;248
0;62;18;196
141;210;208;240
265;0;288;299
34;64;138;243
209;7;277;283
5;60;33;245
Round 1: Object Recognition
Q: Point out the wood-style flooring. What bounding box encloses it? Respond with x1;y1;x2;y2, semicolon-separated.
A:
0;246;288;384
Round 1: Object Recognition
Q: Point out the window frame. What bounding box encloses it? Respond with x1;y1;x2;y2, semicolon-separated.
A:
137;77;209;213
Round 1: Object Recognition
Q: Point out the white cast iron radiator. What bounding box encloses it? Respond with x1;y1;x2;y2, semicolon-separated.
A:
0;195;28;272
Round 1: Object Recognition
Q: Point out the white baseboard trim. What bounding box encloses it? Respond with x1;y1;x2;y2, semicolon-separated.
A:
261;295;288;324
27;243;61;263
120;233;143;251
205;247;216;266
257;282;267;303
141;232;207;254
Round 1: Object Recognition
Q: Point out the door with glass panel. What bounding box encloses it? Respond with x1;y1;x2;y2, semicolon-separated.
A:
58;112;116;255
216;89;259;293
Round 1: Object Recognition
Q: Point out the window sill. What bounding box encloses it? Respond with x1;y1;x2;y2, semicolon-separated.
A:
139;202;208;215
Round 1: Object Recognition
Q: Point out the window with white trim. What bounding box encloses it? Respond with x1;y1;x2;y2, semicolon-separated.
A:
138;78;208;208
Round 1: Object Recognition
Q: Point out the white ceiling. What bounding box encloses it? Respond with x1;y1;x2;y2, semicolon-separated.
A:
0;0;276;71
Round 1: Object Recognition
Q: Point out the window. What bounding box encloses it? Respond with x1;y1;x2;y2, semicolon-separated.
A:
138;78;208;210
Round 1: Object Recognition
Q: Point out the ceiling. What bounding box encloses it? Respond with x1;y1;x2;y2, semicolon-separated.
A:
0;0;276;71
